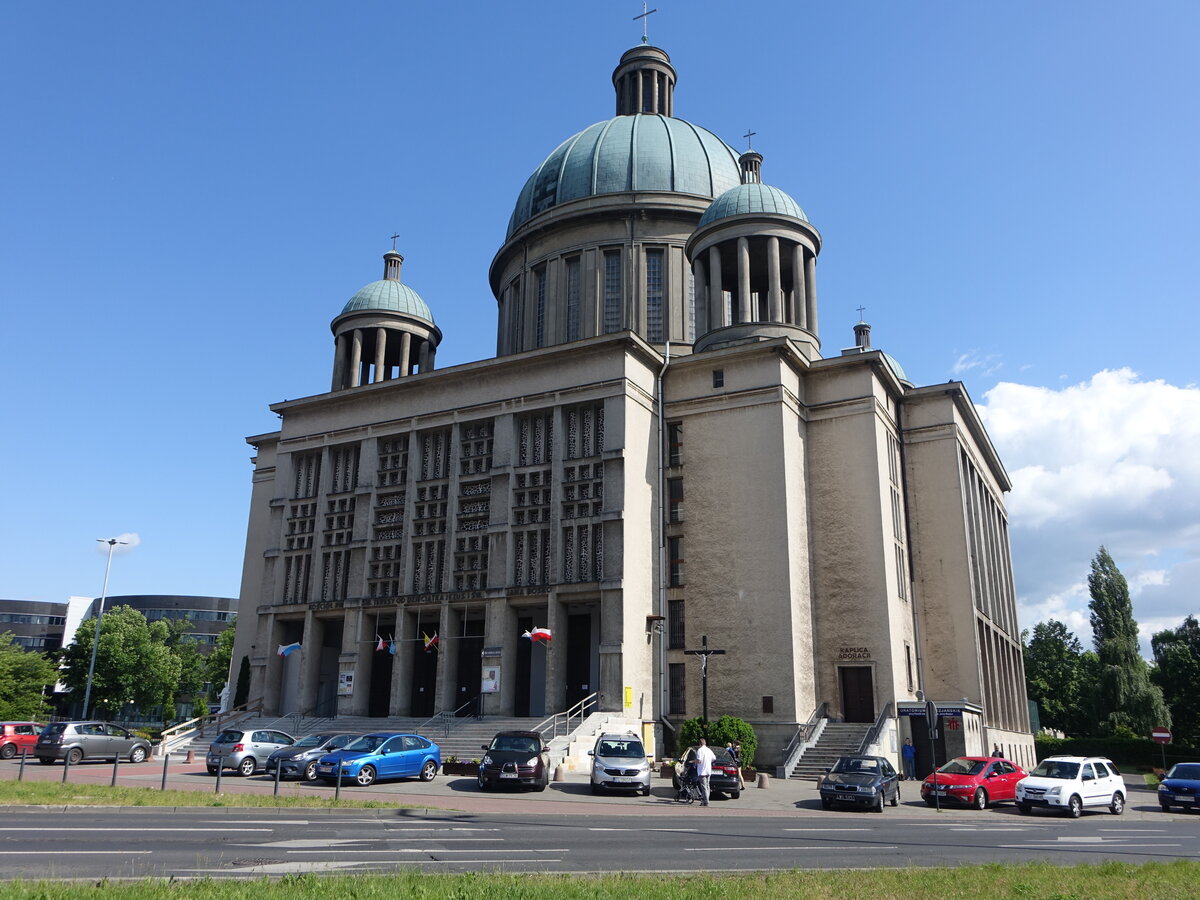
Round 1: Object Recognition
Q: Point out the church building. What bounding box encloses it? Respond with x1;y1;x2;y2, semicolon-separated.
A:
232;42;1032;769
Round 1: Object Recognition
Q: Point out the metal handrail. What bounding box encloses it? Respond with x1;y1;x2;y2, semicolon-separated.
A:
776;701;827;778
157;700;262;755
857;702;894;755
418;696;480;741
533;692;598;741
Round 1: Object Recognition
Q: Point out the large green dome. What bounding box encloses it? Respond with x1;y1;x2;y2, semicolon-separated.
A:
698;182;808;227
341;279;434;323
507;114;742;238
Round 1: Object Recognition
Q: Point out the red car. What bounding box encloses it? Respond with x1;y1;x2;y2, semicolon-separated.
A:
921;756;1026;809
0;722;44;760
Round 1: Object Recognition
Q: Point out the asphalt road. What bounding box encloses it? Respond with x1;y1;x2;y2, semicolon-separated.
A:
1;804;1198;878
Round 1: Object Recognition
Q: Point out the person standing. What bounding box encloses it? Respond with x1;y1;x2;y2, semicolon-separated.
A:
695;736;716;806
731;740;746;790
902;737;917;781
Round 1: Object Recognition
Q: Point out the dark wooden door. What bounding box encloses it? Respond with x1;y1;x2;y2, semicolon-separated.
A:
839;666;875;723
565;614;591;709
409;645;438;717
368;650;393;717
514;615;533;717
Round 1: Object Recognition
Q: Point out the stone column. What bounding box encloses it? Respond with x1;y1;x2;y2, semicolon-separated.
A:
737;237;751;323
635;70;643;112
708;246;724;329
435;601;452;711
373;328;387;384
805;252;818;337
651;71;659;113
417;340;430;373
331;333;347;391
426;344;436;371
298;610;321;712
544;595;564;714
692;257;708;337
398;332;412;377
349;329;363;388
390;605;412;715
792;244;807;328
767;236;782;322
341;605;366;715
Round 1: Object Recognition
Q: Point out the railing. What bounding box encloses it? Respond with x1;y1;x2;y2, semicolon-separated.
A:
156;699;262;756
857;702;894;755
776;701;828;779
418;697;480;741
534;692;598;742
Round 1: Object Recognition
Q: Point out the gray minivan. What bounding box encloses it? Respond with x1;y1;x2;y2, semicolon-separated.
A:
35;721;152;765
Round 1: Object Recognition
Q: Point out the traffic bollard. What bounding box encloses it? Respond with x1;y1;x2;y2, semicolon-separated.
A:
111;754;120;787
215;764;223;793
18;748;27;782
273;762;282;796
161;752;170;791
335;766;342;801
61;753;71;784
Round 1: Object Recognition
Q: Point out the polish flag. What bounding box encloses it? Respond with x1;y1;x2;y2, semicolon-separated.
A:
277;642;302;657
522;627;552;644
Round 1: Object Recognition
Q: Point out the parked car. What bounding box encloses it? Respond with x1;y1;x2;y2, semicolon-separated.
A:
1015;755;1126;817
672;745;742;800
265;733;359;781
34;721;152;765
206;728;294;776
1157;762;1200;812
477;730;551;792
314;732;441;787
0;722;43;759
818;754;901;811
589;732;651;796
920;756;1027;809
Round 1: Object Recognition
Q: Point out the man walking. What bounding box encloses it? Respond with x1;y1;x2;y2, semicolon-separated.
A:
902;737;916;781
695;736;716;806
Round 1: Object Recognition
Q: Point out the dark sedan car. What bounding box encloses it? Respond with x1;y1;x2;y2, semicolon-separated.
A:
672;746;742;799
266;733;359;781
477;731;550;791
819;754;900;811
1158;762;1200;812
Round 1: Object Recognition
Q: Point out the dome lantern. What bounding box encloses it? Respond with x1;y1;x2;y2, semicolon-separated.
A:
612;45;676;116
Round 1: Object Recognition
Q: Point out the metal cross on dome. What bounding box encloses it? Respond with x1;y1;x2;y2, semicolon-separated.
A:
744;129;757;150
390;233;401;251
634;3;658;44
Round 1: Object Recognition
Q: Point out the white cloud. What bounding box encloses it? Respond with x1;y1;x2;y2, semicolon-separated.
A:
951;350;1003;377
977;369;1200;649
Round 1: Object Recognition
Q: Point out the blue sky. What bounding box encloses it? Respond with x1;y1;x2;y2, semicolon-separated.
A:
3;1;1197;653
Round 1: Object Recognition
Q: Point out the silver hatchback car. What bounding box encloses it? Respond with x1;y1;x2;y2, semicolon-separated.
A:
206;728;294;776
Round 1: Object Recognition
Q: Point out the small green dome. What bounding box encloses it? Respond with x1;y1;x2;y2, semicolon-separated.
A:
698;182;807;227
341;280;434;323
508;115;742;238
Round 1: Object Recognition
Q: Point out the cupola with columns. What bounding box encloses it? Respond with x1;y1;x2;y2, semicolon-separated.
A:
686;151;822;360
329;250;442;391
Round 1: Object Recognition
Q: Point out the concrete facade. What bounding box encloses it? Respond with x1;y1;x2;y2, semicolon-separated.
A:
232;42;1033;769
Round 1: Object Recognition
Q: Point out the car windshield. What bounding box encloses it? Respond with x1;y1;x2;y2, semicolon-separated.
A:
1168;764;1200;780
938;758;987;776
1030;760;1079;779
491;736;540;754
597;740;644;758
831;757;880;775
345;735;387;753
294;735;329;749
42;723;68;736
214;731;243;744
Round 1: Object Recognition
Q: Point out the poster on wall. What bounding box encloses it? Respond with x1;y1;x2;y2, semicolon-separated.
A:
337;669;354;696
481;664;500;694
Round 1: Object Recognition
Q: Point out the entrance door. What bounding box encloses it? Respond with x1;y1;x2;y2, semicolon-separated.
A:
454;619;485;716
368;649;393;717
409;644;438;718
565;614;592;709
515;615;533;717
839;666;875;723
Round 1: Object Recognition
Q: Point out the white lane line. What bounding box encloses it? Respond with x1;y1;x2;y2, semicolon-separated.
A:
783;828;869;832
0;851;154;855
588;828;699;832
0;827;272;833
384;827;501;832
286;848;568;854
684;846;898;852
249;839;504;848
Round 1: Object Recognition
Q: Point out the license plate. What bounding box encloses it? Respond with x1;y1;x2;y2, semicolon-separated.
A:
836;793;856;801
611;777;633;783
318;766;333;773
500;773;518;779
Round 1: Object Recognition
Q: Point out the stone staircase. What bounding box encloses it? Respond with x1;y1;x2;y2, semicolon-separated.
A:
790;722;872;779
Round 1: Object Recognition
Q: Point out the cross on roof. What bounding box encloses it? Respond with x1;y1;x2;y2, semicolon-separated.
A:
743;129;757;150
633;3;658;44
390;233;401;251
857;305;867;321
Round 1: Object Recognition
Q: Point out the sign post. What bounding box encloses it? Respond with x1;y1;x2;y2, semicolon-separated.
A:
1151;727;1172;773
926;700;940;811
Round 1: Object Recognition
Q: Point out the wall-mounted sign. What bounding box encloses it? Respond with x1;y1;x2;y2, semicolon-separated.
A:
837;647;871;660
337;670;354;696
481;664;500;694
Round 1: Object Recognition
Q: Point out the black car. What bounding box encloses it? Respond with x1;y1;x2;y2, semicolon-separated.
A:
477;731;550;791
672;746;743;799
819;754;901;811
265;733;359;781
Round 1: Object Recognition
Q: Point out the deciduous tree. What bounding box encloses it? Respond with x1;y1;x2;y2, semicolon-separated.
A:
1022;620;1091;734
1152;615;1200;746
0;633;58;720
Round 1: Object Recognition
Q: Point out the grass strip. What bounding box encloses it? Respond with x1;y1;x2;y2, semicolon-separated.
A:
0;862;1198;898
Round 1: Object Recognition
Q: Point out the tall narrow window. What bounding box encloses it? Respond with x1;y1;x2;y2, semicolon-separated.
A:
534;267;546;348
668;536;684;586
686;268;696;342
668;598;685;649
667;422;683;466
603;250;622;333
645;248;664;342
668;477;684;523
565;256;581;341
669;663;686;715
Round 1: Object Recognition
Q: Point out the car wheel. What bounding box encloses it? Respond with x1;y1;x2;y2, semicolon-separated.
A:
129;746;148;764
237;757;256;777
38;757;55;766
821;797;832;809
419;760;437;782
67;747;83;765
206;766;218;775
1066;794;1083;818
303;761;319;782
355;765;377;787
477;772;490;791
890;786;900;807
1110;792;1124;815
924;797;937;807
874;793;885;813
0;744;15;760
591;783;603;795
641;784;650;796
1160;802;1172;812
972;788;988;810
1016;802;1031;814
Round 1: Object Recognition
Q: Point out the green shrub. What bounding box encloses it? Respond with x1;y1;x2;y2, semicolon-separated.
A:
677;715;758;768
1035;733;1198;769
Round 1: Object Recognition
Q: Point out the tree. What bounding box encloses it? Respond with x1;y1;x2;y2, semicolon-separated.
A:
677;715;758;767
233;655;251;708
161;619;206;720
1022;620;1091;734
58;605;181;721
1151;615;1200;746
204;619;236;704
0;633;59;720
1087;546;1170;735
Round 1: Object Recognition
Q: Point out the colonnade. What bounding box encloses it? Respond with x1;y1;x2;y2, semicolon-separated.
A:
691;235;818;335
330;327;437;391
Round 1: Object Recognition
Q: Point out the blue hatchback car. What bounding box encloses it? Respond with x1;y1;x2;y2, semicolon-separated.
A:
314;732;441;787
1158;762;1200;812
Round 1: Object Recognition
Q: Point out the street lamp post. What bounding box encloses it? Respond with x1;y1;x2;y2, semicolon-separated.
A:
81;537;128;719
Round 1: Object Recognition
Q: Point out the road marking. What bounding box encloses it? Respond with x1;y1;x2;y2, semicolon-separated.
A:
684;846;898;852
783;828;869;832
0;827;272;833
286;848;568;854
588;828;698;832
248;838;505;848
1001;843;1179;849
0;851;154;855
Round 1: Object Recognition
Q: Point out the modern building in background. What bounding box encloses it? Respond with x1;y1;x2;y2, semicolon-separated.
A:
232;43;1032;768
0;596;92;652
86;595;238;650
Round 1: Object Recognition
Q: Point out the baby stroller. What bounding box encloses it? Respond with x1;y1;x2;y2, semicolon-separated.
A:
675;760;703;804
